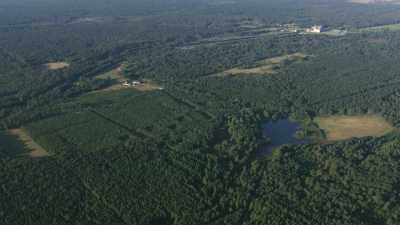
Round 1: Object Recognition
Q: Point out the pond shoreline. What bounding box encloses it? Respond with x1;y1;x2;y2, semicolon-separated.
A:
259;119;310;156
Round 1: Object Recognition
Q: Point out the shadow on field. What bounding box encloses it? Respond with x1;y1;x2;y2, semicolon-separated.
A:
0;131;30;158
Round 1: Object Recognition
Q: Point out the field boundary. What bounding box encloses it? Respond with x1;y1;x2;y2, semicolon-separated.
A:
9;128;50;157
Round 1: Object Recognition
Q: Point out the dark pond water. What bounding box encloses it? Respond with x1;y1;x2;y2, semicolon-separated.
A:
260;119;310;155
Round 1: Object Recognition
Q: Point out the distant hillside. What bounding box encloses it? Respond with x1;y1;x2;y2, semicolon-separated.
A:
350;0;400;4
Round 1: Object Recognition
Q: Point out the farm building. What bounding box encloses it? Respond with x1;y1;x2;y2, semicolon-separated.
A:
306;25;323;33
122;80;143;87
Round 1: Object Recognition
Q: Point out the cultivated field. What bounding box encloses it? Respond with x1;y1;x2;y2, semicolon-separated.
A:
45;62;70;70
315;115;394;141
9;128;49;157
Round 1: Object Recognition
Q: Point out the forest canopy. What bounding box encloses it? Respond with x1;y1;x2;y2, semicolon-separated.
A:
1;0;400;225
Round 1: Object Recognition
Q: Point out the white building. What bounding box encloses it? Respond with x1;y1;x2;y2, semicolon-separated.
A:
306;25;323;33
132;81;142;86
122;81;131;87
122;80;143;87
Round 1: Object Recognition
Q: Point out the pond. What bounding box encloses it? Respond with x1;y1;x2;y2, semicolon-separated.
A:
260;119;310;155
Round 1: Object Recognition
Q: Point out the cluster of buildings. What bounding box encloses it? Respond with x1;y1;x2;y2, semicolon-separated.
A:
122;80;143;87
276;24;324;34
278;23;299;33
305;25;323;33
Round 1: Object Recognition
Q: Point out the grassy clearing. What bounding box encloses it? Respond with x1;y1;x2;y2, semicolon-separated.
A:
133;80;163;92
45;62;70;70
217;53;309;77
93;67;162;93
91;84;127;93
95;66;125;81
223;65;277;76
93;65;129;93
8;128;49;157
90;81;163;94
315;115;394;141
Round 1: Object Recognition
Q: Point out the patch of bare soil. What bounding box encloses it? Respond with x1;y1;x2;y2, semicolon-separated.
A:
133;80;164;92
315;115;394;141
217;53;309;77
45;62;70;70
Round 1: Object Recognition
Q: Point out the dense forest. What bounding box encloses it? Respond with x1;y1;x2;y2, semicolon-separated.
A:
1;0;400;224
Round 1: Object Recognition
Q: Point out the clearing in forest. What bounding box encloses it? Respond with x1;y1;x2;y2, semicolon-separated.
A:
8;128;49;157
132;80;164;92
215;53;309;77
93;65;129;92
94;66;163;93
95;66;125;81
314;115;394;141
45;62;70;70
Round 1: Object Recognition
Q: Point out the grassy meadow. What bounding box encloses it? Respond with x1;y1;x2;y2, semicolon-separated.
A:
315;115;394;141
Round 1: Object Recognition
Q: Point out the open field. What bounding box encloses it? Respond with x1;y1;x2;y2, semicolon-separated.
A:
45;62;70;70
133;80;163;92
93;65;129;92
315;115;395;141
94;67;162;93
92;84;128;93
223;65;277;76
95;66;125;81
8;128;49;157
92;81;163;93
217;53;309;77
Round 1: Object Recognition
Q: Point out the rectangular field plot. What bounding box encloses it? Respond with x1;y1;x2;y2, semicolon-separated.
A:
212;53;310;77
26;112;132;154
94;92;213;144
25;92;213;154
315;115;395;141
